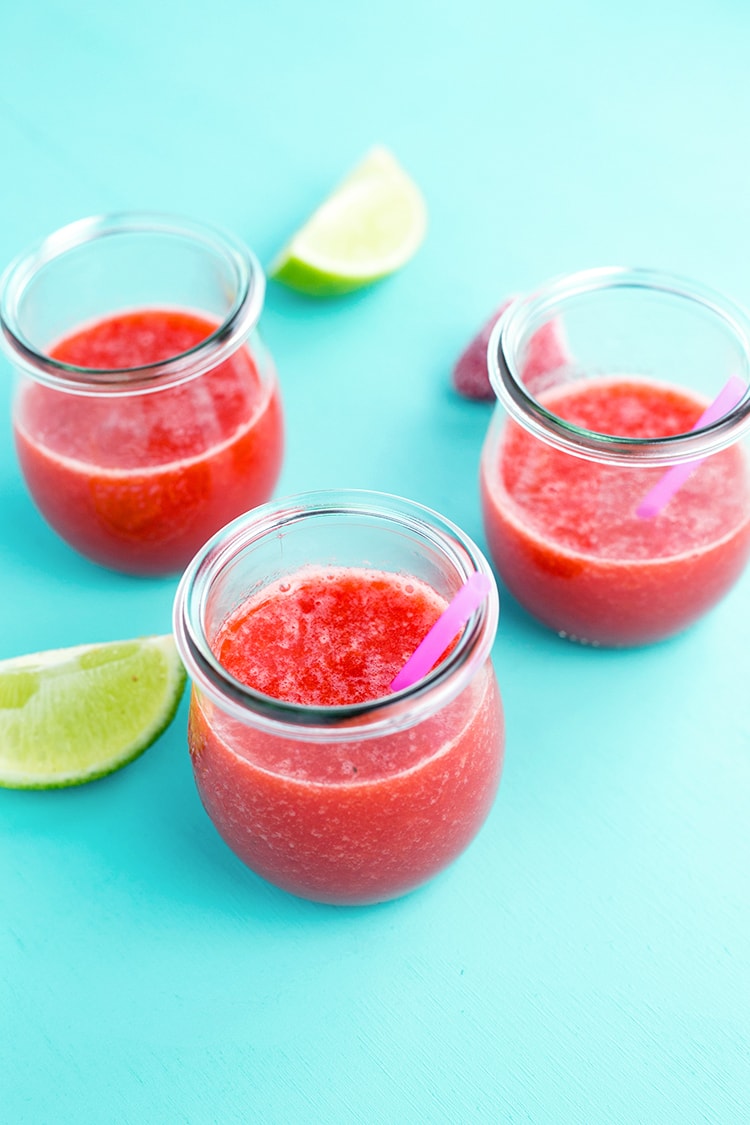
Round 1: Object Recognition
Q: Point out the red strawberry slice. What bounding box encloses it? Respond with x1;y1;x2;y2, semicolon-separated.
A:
452;299;570;400
521;318;571;395
452;300;513;401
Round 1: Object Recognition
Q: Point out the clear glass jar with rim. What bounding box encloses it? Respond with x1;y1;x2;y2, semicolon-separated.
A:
0;212;284;576
479;266;750;646
173;489;504;906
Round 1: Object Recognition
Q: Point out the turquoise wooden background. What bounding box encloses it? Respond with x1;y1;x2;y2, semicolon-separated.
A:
1;2;748;1121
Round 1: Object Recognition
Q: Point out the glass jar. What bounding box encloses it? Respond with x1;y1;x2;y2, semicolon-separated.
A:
480;266;750;646
173;490;504;906
0;212;284;576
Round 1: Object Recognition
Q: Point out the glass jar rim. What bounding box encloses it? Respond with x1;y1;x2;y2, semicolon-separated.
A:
488;265;750;466
172;489;499;743
0;211;265;395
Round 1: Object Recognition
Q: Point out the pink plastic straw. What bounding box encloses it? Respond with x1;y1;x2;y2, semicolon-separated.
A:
389;572;492;693
635;375;747;519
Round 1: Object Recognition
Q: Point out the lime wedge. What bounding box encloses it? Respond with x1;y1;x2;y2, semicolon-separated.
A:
0;635;186;789
270;146;427;295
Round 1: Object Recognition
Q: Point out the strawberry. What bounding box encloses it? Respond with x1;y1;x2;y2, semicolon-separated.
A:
452;299;570;400
452;300;513;401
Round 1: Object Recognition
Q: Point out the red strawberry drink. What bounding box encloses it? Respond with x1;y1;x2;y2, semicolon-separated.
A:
480;268;750;646
0;215;283;576
173;492;504;906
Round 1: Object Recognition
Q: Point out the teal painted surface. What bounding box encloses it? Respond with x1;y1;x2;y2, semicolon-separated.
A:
1;2;749;1121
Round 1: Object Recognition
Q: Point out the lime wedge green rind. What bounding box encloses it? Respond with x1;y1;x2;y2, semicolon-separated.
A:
271;256;371;298
0;635;187;789
269;145;427;297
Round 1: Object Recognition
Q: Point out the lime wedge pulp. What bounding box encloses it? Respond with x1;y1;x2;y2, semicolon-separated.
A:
269;145;427;295
0;635;186;789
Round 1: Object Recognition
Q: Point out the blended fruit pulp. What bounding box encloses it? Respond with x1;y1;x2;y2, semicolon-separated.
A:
188;566;504;905
14;309;283;574
480;377;750;645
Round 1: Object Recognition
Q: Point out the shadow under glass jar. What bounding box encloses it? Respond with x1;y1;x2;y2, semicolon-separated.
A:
0;212;284;576
173;489;504;906
480;266;750;646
